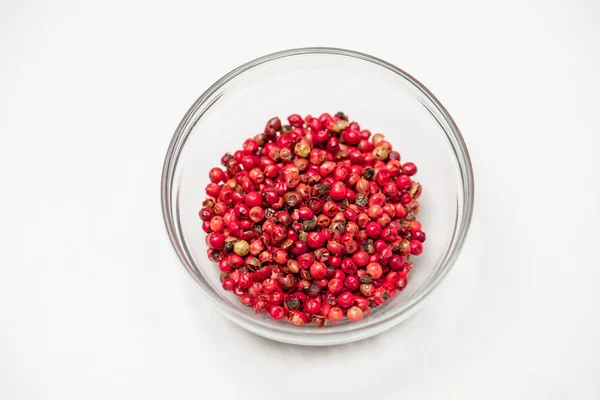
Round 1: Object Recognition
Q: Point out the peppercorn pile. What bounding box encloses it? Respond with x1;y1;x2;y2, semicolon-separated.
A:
199;112;425;327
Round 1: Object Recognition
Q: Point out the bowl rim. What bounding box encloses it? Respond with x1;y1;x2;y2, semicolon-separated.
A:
161;47;475;339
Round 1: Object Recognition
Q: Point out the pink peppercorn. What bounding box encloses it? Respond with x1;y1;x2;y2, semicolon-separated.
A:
200;113;424;327
347;306;363;321
222;278;235;291
328;307;344;323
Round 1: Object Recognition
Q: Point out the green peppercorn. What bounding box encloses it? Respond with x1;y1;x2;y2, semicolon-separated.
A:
234;240;249;256
373;146;389;160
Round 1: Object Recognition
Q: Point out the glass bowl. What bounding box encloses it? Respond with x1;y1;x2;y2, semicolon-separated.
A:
161;47;474;346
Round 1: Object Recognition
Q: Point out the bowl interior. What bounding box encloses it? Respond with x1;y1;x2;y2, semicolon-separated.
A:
163;49;472;344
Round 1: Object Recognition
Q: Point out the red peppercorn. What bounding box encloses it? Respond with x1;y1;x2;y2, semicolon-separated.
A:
348;150;364;165
382;203;395;218
392;204;406;220
272;224;288;243
379;247;393;264
365;221;382;239
325;240;342;256
273;249;288;264
298;253;314;269
253;266;272;283
389;254;406;271
248;168;264;185
262;278;279;294
306;232;326;249
329;181;347;200
328;255;342;268
304;298;321;315
290;240;308;256
332;269;346;281
348;121;360;131
343;239;359;254
398;192;411;204
375;169;391;186
413;230;426;242
263;164;279;179
344;275;360;291
309;148;326;165
269;305;286;320
377;213;391;228
402;162;417;176
248;206;264;223
269;290;284;305
307;197;325;214
343;207;358;222
345;188;356;203
238;272;254;289
244;191;262;207
262;188;279;206
407;220;422;232
366;263;383;279
380;225;398;242
354;296;370;311
226;253;242;269
253;299;269;314
218;185;234;204
397;276;408;291
310;261;327;279
326;137;340;154
319;112;332;124
409;240;423;255
365;193;383;207
232;203;249;219
337;291;355;308
327;278;344;294
368;254;379;264
205;183;220;198
297;206;314;220
372;287;389;305
208;233;225;250
341;258;357;275
212;202;226;216
322;201;339;217
240;293;255;307
309;118;323;132
289;311;308;326
218;258;232;273
209;168;226;183
320;301;331;317
367;204;383;220
287;114;303;128
352;250;369;267
319;161;336;177
395;174;412;190
343;129;361;145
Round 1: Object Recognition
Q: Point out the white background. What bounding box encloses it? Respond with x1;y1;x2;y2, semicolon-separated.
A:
1;1;599;399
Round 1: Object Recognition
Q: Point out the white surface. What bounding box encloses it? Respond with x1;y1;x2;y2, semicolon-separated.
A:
1;1;599;398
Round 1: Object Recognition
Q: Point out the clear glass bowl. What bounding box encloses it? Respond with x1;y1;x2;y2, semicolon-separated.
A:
161;48;474;346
